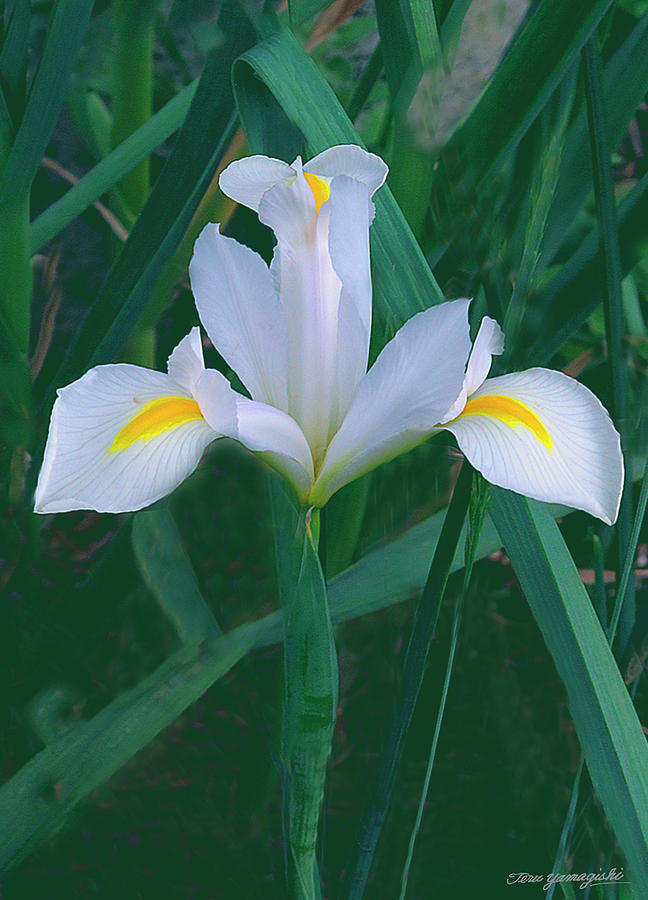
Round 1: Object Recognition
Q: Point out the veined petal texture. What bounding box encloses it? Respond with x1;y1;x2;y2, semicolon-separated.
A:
34;362;221;514
218;155;295;211
442;368;623;525
311;299;472;505
189;224;288;409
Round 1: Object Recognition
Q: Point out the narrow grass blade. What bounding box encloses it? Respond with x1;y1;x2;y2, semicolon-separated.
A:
583;34;634;654
548;462;648;894
233;25;445;351
435;0;614;192
489;490;648;891
0;0;29;117
31;80;199;252
0;0;94;203
35;3;253;409
345;43;383;122
503;132;564;352
340;463;473;899
398;475;490;900
269;478;337;899
375;0;441;112
131;506;222;644
518;166;648;369
542;14;648;265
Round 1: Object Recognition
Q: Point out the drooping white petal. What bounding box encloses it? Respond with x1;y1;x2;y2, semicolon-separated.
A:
311;299;472;505
328;175;374;412
218;155;295;211
189;224;288;408
464;316;504;396
306;145;389;196
441;368;623;525
34;364;222;514
167;326;205;392
195;370;314;499
260;173;343;462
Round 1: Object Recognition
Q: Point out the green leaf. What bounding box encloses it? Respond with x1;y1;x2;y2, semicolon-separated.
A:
0;0;29;118
341;463;473;898
518;166;648;369
269;477;337;899
583;33;634;653
542;14;648;265
233;26;445;352
375;0;441;112
489;490;648;890
435;0;614;192
131;506;222;644
30;80;198;252
0;497;597;870
0;0;95;203
35;3;254;411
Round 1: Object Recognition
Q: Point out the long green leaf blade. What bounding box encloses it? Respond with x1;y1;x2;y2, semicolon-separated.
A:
30;80;198;252
35;3;253;410
489;490;648;890
436;0;614;192
0;0;94;202
132;506;222;644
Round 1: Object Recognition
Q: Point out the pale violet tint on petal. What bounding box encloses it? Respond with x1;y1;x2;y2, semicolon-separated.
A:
260;170;343;463
311;299;472;505
306;145;389;196
189;224;288;409
442;368;623;525
34;362;218;514
218;155;295;211
195;370;314;500
328;175;374;416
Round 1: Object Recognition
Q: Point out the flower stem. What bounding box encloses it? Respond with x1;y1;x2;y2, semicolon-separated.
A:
270;478;338;899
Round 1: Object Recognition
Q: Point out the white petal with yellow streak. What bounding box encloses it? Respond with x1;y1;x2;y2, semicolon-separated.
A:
34;362;222;514
442;368;623;525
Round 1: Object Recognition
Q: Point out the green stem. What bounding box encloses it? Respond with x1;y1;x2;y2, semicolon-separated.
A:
270;479;338;900
112;0;156;367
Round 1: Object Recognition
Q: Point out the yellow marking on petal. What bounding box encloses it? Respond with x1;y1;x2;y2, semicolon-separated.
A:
110;396;204;453
303;171;330;214
456;394;553;451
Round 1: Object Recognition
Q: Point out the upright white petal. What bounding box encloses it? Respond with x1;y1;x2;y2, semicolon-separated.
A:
260;171;343;462
34;361;225;515
218;155;295;211
442;368;623;525
440;314;505;422
167;326;205;392
311;299;472;505
464;316;504;395
306;145;388;196
329;175;374;414
195;370;314;500
189;224;288;409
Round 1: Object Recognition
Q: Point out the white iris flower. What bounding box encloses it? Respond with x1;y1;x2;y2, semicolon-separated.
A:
35;145;623;525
